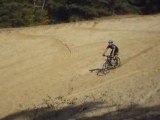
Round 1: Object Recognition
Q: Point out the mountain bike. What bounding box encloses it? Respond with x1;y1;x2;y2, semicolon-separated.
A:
97;55;121;75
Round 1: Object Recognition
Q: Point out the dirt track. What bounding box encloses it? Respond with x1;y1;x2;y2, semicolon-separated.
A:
0;15;160;119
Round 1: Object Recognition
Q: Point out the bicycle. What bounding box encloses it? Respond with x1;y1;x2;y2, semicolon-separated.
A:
97;55;121;75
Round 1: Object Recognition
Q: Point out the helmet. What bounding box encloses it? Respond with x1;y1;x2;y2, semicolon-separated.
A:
108;40;113;44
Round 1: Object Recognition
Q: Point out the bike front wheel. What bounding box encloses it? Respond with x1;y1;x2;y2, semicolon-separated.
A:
97;61;110;76
98;62;109;75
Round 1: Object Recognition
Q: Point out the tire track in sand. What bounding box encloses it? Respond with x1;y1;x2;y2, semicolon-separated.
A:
67;70;140;98
122;44;159;65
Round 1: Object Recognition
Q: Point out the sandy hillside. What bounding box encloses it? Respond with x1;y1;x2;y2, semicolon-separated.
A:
0;15;160;120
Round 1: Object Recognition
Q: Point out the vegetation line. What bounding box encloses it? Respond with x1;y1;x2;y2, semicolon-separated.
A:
0;0;160;28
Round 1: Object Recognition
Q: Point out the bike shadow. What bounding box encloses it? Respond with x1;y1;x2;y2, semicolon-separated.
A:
89;68;101;73
89;69;103;76
89;67;116;76
89;68;108;76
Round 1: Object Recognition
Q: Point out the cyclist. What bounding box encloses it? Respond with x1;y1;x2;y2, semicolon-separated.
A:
103;40;119;59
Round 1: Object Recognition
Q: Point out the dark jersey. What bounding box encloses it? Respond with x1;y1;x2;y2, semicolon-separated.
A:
107;44;119;52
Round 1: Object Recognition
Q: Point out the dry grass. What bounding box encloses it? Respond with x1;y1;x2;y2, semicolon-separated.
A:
0;14;160;119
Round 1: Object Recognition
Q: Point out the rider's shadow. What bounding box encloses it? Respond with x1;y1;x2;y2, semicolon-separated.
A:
89;68;107;76
89;68;102;73
89;67;115;76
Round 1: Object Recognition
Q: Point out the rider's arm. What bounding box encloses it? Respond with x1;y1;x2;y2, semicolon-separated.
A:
103;48;108;56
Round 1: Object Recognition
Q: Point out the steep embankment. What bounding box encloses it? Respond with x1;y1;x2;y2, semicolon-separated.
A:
0;15;160;119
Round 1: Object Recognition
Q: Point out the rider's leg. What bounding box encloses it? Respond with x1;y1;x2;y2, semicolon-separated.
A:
110;50;113;57
114;50;119;59
114;54;118;59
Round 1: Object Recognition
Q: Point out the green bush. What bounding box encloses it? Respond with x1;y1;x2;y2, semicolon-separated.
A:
0;0;160;28
34;9;49;25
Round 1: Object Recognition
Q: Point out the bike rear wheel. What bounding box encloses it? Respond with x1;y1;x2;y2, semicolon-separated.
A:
116;57;121;67
110;57;121;68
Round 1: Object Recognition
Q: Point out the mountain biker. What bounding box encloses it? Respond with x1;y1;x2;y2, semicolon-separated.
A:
103;40;119;59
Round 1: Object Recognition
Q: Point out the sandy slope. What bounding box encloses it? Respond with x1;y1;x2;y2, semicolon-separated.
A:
0;15;160;119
